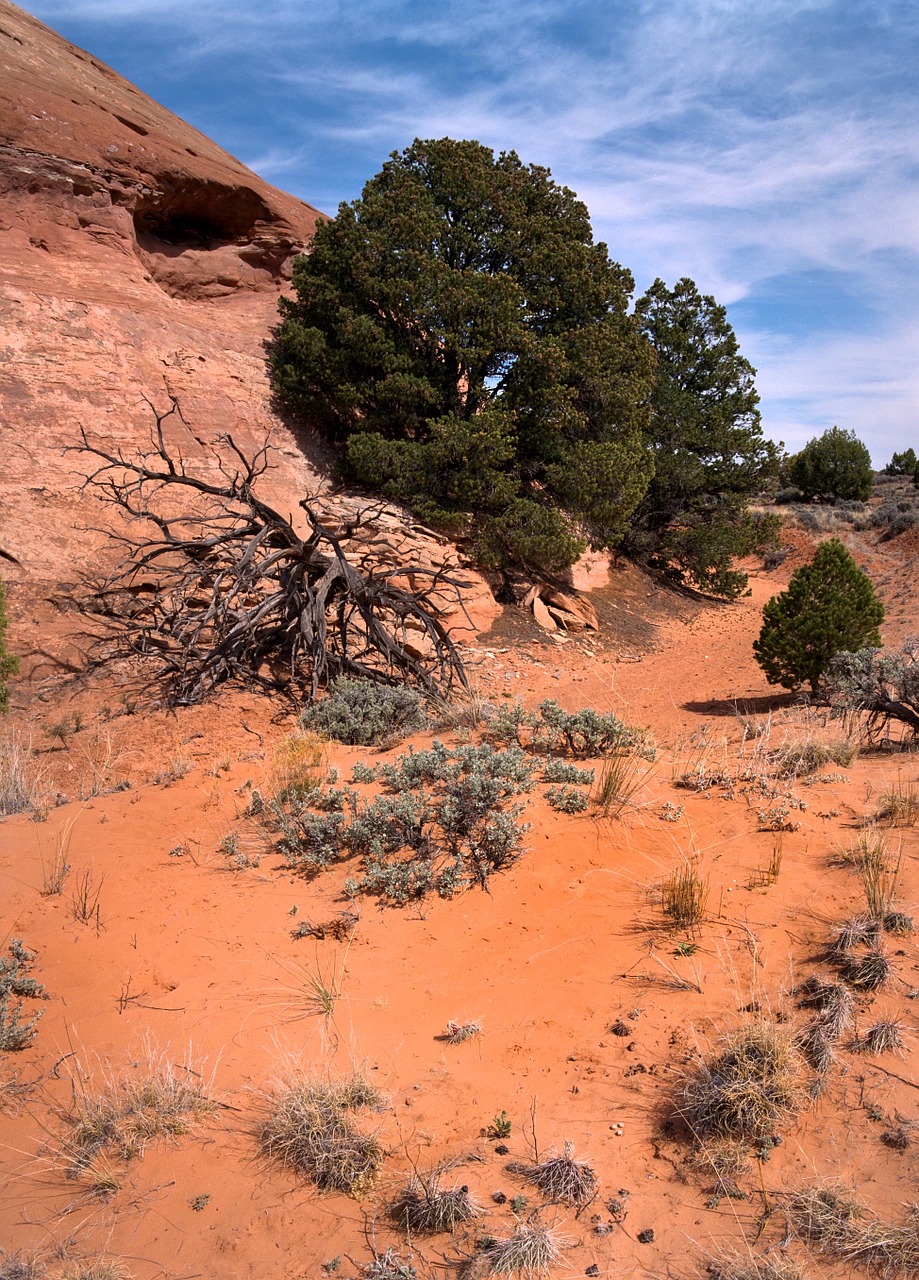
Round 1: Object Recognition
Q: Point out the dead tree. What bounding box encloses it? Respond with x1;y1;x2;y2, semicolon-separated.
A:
77;399;469;705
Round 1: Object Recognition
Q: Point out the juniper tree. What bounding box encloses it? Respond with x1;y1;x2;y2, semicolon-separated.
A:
272;137;655;574
753;539;884;693
789;427;874;501
628;278;781;598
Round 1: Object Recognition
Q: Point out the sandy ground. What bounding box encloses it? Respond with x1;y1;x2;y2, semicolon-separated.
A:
1;521;918;1280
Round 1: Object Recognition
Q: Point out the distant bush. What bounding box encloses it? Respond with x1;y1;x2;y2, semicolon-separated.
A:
885;447;917;476
0;581;18;714
870;496;919;538
788;427;874;501
300;677;426;746
754;539;884;692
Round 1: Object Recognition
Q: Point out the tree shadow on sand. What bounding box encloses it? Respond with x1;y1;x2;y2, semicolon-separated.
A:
682;693;801;718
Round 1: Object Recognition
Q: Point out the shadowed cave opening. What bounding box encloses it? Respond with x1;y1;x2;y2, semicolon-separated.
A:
133;177;274;249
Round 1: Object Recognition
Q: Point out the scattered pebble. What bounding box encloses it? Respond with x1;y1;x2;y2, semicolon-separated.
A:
638;1229;655;1244
494;1144;509;1155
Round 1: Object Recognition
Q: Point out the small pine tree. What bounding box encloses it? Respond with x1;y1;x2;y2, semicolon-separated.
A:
753;539;884;693
0;580;19;712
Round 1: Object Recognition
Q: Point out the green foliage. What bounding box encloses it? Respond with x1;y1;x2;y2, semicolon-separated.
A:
753;539;884;692
489;697;642;756
788;427;874;501
265;741;533;903
627;278;781;598
272;137;655;574
0;581;19;714
0;939;45;1051
885;447;917;476
545;784;589;813
300;676;426;746
826;637;919;737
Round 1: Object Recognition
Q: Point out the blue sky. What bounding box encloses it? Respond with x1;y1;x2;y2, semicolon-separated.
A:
26;0;919;464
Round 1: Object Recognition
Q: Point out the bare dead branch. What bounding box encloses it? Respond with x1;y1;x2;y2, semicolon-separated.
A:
73;403;469;705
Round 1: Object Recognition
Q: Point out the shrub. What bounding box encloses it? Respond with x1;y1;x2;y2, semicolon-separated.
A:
788;427;874;501
391;1173;479;1233
0;582;17;714
267;740;532;903
259;1075;384;1195
679;1024;807;1141
0;940;46;1052
545;784;589;813
488;698;643;757
753;539;884;693
827;639;919;738
300;677;426;746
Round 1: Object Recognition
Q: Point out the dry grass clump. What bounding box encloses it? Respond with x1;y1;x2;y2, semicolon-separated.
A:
66;1263;130;1280
861;855;902;921
796;1022;837;1075
708;1253;805;1280
687;1137;751;1178
874;777;919;827
662;859;709;930
839;946;892;991
787;1183;919;1274
0;1253;40;1280
480;1222;566;1277
853;1020;905;1055
0;730;42;818
827;914;882;957
391;1172;479;1234
509;1142;598;1208
364;1249;417;1280
259;1074;384;1195
795;977;855;1038
883;910;915;937
831;830;890;872
774;735;857;778
592;752;644;817
267;731;328;803
63;1056;214;1180
443;1019;482;1044
679;1024;808;1141
785;1184;864;1248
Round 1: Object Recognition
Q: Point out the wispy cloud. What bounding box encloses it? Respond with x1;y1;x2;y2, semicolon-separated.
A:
26;0;919;463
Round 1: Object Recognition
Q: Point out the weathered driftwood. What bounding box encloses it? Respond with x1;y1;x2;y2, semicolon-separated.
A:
77;398;469;705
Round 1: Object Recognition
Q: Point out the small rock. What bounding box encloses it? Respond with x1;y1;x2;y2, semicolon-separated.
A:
586;1266;600;1277
494;1144;509;1155
492;1191;507;1204
637;1229;655;1244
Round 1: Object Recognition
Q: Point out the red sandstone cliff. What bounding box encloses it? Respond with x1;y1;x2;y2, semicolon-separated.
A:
0;0;328;590
0;2;499;664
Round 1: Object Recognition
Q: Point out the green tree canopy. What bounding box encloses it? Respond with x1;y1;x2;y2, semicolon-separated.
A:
753;538;884;693
272;137;655;574
788;426;874;501
0;580;18;713
627;278;781;599
885;447;917;476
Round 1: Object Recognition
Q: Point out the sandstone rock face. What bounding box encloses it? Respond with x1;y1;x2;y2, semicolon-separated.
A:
0;0;500;641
